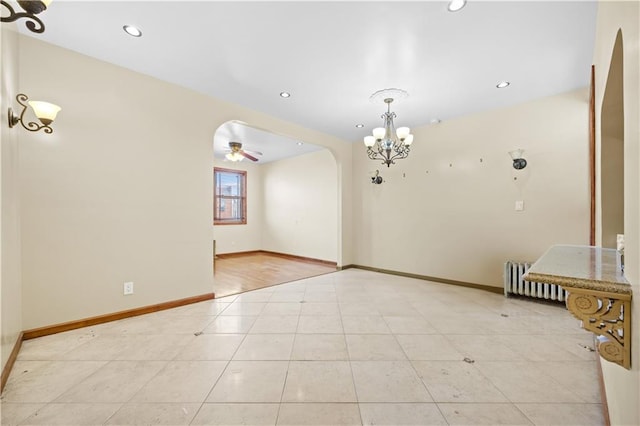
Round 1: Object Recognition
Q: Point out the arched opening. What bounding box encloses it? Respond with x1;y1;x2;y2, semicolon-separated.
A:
600;30;624;249
212;120;339;297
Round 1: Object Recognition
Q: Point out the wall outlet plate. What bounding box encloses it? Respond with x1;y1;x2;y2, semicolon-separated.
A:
123;281;134;295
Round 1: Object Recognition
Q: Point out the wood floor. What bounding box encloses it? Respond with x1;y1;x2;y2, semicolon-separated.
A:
213;252;337;297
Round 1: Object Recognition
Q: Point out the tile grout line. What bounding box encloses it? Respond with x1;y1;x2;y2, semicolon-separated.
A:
191;304;256;422
275;285;306;425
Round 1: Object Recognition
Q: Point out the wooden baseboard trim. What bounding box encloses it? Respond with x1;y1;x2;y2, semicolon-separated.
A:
216;250;337;267
596;344;611;426
22;293;215;341
1;332;24;393
215;250;262;259
337;264;356;271
259;250;337;267
351;264;503;294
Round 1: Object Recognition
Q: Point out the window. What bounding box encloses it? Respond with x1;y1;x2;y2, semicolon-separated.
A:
214;168;247;225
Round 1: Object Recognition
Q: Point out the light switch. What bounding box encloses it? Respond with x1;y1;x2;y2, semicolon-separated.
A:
515;200;524;211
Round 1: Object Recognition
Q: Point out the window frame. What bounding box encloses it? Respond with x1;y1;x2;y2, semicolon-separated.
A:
213;167;247;225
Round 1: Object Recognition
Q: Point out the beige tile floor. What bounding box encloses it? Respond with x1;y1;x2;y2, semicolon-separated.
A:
1;269;604;425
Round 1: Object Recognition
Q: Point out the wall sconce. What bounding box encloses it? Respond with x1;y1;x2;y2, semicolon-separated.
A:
509;149;527;170
8;93;61;134
370;170;383;185
1;0;52;33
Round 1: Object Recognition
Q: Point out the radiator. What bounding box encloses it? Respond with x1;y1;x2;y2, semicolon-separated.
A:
504;260;568;302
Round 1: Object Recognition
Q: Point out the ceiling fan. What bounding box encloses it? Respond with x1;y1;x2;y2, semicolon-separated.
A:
224;141;262;162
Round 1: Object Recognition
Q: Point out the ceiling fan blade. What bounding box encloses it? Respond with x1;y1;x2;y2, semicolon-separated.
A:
243;150;263;156
240;151;259;162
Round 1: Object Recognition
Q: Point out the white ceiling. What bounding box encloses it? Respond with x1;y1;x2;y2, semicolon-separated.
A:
19;0;597;160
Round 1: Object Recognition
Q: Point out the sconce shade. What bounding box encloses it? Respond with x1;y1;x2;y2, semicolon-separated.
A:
28;100;61;125
509;149;524;160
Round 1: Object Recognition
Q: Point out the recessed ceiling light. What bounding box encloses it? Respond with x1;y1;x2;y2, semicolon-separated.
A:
496;81;511;89
279;92;291;98
448;0;467;12
123;25;142;37
355;124;364;128
296;142;303;146
430;118;441;124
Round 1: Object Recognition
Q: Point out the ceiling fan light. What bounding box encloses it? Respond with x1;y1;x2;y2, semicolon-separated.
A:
364;136;376;147
396;126;410;139
372;127;386;139
225;152;243;162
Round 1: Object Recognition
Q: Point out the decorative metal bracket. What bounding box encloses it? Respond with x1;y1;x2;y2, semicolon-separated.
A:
1;1;47;34
565;288;631;369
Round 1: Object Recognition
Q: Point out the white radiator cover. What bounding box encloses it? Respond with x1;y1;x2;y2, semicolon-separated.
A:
504;261;569;302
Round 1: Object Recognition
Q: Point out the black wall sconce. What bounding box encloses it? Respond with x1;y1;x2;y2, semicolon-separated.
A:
1;0;51;33
509;149;527;170
371;170;383;184
8;93;61;134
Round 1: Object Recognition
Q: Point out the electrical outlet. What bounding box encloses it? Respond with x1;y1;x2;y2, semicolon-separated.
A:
123;281;134;295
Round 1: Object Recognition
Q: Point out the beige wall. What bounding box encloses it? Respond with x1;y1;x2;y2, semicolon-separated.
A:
212;160;263;254
353;89;590;287
1;26;22;371
593;1;640;424
18;36;352;329
261;150;338;262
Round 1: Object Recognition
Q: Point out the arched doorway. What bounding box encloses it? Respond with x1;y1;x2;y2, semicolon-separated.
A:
212;121;339;297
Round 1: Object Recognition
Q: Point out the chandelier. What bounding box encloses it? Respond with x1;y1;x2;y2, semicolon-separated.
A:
363;89;414;167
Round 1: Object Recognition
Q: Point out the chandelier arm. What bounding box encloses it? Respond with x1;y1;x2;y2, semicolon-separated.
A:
388;146;410;162
393;144;410;155
366;147;381;160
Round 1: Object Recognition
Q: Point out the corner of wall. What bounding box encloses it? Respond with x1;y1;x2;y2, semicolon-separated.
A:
1;24;23;373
